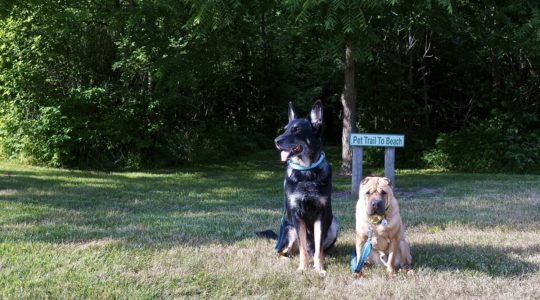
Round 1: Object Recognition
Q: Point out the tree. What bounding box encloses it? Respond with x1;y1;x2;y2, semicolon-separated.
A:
1;0;538;173
340;40;356;174
287;0;392;174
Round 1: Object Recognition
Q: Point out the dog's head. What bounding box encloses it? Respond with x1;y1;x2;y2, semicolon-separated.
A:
274;100;323;166
359;177;394;217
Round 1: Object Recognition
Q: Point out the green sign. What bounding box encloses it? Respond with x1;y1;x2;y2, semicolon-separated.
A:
350;133;405;147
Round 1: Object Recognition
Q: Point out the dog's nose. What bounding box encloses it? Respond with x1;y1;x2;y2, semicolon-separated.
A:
274;137;283;148
371;199;384;210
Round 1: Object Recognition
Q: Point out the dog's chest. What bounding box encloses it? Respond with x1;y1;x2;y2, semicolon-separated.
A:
371;235;390;251
371;225;398;251
287;182;328;219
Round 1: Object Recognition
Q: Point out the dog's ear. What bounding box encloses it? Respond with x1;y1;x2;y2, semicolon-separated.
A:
288;102;297;122
360;177;371;187
382;177;393;188
310;100;323;132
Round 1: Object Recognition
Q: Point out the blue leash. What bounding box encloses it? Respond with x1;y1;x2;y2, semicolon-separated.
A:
351;226;373;273
274;179;288;252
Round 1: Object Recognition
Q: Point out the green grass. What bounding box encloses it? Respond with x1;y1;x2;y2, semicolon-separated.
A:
1;152;539;299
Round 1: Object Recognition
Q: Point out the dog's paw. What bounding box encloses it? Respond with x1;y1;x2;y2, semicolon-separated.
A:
386;271;397;279
314;261;323;270
353;271;364;279
399;264;414;276
296;265;308;273
314;264;326;277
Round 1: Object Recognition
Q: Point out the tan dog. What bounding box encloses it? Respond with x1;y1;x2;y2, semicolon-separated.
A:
355;177;412;276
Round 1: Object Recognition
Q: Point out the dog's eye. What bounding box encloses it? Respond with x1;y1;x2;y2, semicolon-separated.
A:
292;126;300;133
381;191;387;195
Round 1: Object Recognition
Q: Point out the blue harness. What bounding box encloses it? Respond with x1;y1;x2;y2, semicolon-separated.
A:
275;152;326;253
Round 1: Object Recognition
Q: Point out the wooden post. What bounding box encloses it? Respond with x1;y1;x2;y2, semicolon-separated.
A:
350;133;403;194
384;147;395;185
351;146;363;196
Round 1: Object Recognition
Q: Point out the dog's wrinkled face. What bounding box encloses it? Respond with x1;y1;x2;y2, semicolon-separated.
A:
274;101;323;165
359;177;394;216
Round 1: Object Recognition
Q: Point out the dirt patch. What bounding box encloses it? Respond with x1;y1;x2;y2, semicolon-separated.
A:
396;187;444;199
67;238;117;250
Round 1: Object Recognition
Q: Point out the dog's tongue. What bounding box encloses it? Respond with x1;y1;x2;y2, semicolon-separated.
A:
281;151;290;162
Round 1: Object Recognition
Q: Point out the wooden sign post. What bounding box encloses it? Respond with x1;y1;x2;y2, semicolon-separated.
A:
350;133;405;196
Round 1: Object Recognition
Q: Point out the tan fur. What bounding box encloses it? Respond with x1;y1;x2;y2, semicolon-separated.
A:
355;177;412;276
313;219;325;275
297;221;309;271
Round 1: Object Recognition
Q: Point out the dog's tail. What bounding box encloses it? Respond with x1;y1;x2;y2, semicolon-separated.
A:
255;229;278;240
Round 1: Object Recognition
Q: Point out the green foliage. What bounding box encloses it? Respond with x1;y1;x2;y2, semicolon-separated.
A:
424;117;540;173
290;0;390;61
0;1;293;168
0;0;538;172
356;0;540;172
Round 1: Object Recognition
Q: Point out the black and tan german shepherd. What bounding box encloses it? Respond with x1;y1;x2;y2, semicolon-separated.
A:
271;100;338;275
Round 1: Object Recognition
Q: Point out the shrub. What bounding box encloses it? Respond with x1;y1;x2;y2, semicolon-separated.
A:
423;118;540;173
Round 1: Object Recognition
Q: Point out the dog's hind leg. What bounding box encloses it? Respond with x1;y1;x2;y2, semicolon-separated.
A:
323;217;338;250
400;239;413;273
313;219;325;276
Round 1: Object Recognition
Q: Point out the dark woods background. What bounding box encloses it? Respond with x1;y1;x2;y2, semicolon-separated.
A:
0;1;538;173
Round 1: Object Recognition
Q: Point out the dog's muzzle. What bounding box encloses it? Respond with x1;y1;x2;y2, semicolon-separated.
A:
274;136;285;149
274;136;302;162
368;198;385;216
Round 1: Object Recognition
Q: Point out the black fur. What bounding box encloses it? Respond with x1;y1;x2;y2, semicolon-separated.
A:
272;100;338;257
255;229;278;240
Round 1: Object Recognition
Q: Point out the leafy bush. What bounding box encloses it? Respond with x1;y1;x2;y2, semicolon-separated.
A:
1;1;539;172
423;118;540;173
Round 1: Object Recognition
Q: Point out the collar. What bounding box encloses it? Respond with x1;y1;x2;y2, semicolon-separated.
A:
367;206;390;225
287;152;326;171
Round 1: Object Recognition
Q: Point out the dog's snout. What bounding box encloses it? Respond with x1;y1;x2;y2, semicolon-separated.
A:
371;199;385;211
274;137;283;147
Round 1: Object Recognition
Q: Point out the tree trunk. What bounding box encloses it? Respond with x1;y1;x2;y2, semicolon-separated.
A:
422;29;431;129
340;41;357;175
408;30;414;87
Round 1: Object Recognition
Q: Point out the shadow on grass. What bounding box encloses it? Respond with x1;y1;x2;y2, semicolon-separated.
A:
325;242;360;274
320;238;540;277
320;241;539;278
0;165;284;247
1;163;539;254
412;243;539;277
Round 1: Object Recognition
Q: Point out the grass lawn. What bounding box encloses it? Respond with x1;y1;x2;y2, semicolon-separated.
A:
1;151;539;299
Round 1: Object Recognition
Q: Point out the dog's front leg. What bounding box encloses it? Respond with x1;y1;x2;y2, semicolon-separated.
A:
354;232;368;277
355;233;368;265
296;220;309;272
386;237;399;276
313;219;325;275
